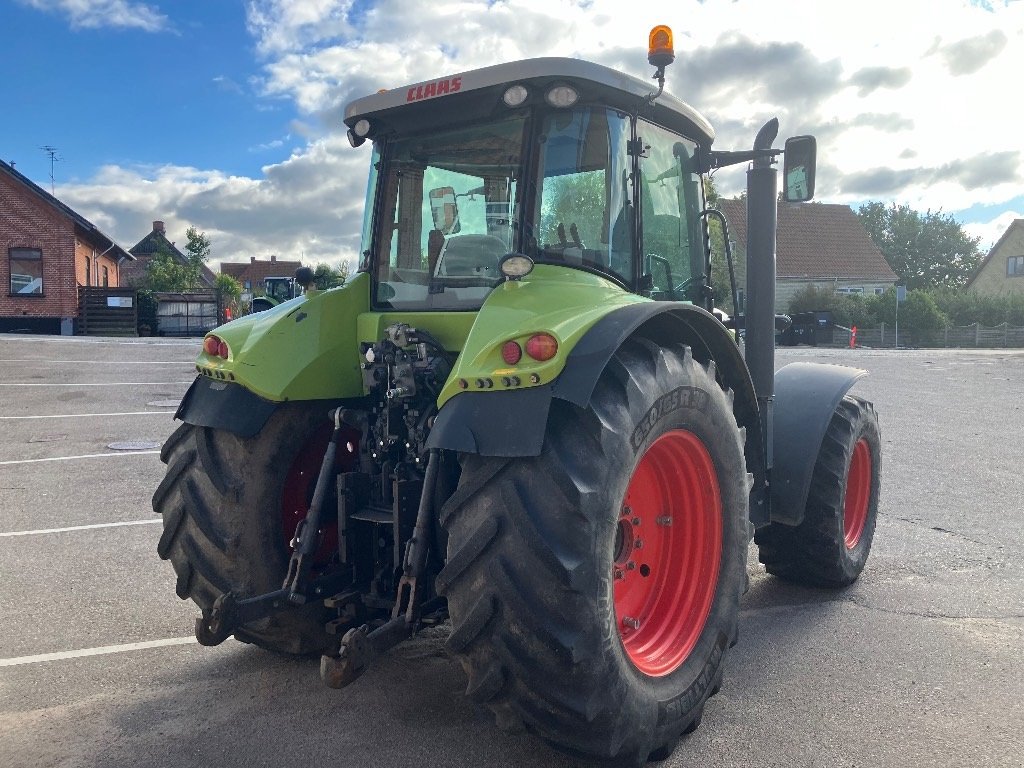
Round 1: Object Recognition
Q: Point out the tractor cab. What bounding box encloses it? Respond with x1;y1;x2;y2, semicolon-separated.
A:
345;56;722;313
250;275;298;312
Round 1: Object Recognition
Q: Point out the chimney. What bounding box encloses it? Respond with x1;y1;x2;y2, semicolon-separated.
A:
250;256;256;263
153;220;165;233
271;255;277;262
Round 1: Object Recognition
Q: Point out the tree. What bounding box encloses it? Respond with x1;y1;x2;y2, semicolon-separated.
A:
311;262;349;290
143;226;213;292
184;226;212;290
215;273;243;319
144;243;191;291
856;202;983;290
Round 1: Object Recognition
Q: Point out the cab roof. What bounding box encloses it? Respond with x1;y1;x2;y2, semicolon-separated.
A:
344;57;715;145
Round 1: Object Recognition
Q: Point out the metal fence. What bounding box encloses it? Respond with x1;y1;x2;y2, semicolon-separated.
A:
154;291;223;337
830;322;1024;349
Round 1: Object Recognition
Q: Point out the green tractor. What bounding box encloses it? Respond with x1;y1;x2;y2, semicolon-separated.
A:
249;269;314;313
156;26;880;763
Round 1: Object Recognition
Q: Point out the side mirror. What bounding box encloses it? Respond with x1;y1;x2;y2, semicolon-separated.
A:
783;135;816;202
428;186;461;235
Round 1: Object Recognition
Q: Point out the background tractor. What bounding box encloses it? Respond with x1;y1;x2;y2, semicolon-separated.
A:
249;268;315;312
155;26;881;764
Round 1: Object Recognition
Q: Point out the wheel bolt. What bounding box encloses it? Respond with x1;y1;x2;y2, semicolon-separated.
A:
631;517;641;526
613;568;624;580
626;561;636;570
622;506;632;517
634;539;643;549
622;616;640;630
656;515;672;526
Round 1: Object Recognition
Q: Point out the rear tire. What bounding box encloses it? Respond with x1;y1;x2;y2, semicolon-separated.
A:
153;404;350;654
437;338;750;762
755;395;880;586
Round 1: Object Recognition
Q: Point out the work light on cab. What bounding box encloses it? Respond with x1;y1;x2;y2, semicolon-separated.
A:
525;333;558;361
545;85;579;108
499;253;534;279
503;84;528;107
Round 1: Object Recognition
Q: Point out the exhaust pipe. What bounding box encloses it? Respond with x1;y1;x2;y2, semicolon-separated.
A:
744;118;779;469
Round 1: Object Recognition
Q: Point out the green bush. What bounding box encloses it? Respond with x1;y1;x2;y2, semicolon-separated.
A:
136;289;158;336
926;287;1024;327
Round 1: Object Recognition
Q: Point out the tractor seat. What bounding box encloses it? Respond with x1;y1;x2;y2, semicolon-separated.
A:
438;235;508;276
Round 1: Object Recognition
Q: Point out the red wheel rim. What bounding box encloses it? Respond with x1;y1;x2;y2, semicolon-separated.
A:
843;438;871;549
281;424;361;566
614;430;722;677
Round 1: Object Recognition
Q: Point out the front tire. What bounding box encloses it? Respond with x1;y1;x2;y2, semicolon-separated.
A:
153;404;355;654
437;339;750;762
755;395;881;586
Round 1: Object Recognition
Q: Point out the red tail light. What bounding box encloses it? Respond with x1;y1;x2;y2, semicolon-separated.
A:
525;333;558;361
203;335;229;359
501;340;522;365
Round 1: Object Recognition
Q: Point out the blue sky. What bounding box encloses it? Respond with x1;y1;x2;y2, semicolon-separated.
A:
3;1;295;181
1;0;1022;268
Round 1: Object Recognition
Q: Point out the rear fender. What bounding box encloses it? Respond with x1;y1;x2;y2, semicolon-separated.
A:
770;362;867;525
429;301;767;522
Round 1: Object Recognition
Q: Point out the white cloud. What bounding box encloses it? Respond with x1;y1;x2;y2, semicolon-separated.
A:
18;0;169;31
55;0;1024;267
55;137;372;272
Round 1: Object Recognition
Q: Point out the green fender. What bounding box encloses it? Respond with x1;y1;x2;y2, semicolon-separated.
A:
194;271;371;402
427;266;766;520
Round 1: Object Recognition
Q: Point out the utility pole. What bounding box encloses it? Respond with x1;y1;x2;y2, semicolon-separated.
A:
40;146;61;194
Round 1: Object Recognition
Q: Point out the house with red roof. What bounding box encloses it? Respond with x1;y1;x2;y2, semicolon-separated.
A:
717;199;898;311
1;159;134;334
220;255;303;298
122;220;217;288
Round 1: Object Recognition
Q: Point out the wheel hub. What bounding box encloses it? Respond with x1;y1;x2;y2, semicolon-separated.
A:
843;438;872;549
613;430;722;677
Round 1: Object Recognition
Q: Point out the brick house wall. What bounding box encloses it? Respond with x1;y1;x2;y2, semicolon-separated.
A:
74;238;121;288
0;169;79;323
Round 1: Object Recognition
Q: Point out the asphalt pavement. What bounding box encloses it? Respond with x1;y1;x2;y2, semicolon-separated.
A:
1;335;1022;768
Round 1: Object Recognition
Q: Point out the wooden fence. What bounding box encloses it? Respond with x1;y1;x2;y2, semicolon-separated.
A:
77;287;138;336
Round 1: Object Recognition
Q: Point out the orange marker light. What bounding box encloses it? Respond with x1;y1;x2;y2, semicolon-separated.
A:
648;25;675;68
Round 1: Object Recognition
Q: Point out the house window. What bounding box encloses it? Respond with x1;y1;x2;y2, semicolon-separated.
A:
1008;256;1024;277
102;266;109;287
874;287;885;295
9;248;43;295
836;286;864;294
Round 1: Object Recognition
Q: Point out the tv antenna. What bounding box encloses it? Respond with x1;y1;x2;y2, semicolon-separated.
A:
40;145;61;194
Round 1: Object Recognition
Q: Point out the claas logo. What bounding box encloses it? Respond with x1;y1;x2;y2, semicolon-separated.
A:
406;77;462;103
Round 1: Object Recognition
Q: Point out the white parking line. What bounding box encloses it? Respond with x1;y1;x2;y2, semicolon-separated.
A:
0;411;172;420
1;336;196;346
0;382;193;387
0;451;160;466
0;359;194;365
0;519;163;538
0;637;197;667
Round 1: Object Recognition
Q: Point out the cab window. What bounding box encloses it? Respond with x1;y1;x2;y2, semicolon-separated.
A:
531;108;633;284
637;122;704;301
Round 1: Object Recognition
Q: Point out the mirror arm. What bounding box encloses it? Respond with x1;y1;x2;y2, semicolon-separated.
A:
695;146;782;174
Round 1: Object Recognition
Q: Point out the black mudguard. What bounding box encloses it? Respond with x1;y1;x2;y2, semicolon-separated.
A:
428;302;766;508
769;362;867;526
174;376;281;438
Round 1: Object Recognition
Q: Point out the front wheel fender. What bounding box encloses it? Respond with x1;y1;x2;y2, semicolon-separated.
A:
769;362;868;525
